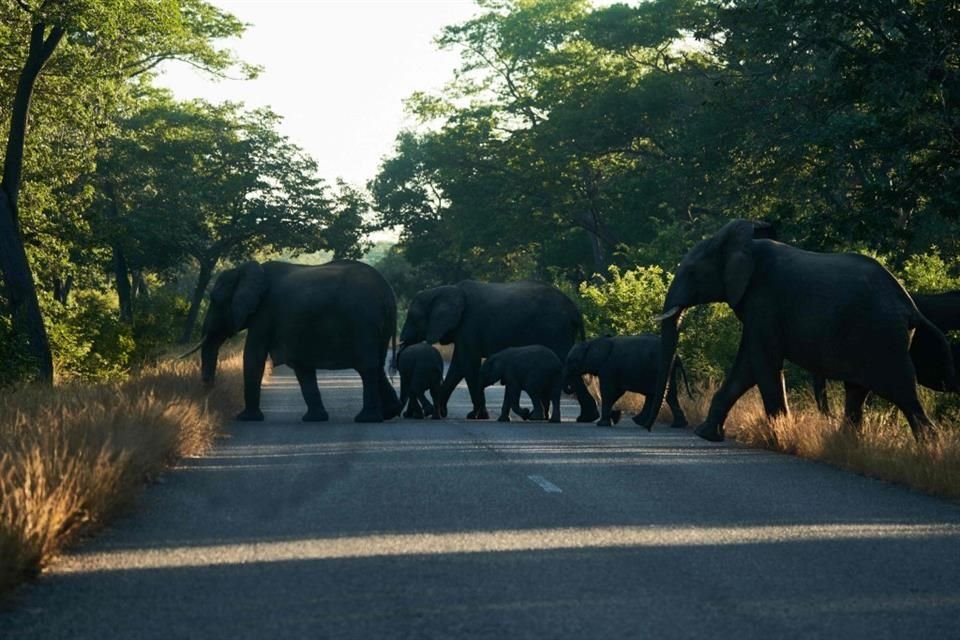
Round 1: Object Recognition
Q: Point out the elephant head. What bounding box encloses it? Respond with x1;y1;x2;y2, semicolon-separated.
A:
198;261;267;386
639;219;773;430
479;353;504;388
399;285;465;347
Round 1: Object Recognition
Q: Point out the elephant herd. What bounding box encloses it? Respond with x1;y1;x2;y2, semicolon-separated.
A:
192;219;959;442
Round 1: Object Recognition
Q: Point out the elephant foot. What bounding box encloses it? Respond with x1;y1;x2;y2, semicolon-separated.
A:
382;402;402;420
610;410;622;425
497;414;511;423
439;405;448;418
670;418;689;429
431;412;443;420
576;408;600;423
596;418;612;427
354;408;384;423
694;423;725;442
549;415;561;423
467;409;490;420
631;414;654;431
518;408;532;420
302;409;329;423
402;407;415;418
236;408;265;422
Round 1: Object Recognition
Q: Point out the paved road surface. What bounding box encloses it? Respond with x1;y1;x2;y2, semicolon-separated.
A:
3;367;960;638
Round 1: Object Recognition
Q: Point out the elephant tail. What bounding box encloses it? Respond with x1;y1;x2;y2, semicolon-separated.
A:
910;309;959;392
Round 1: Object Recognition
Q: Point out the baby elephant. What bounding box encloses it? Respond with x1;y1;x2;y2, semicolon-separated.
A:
396;342;444;419
566;335;689;428
479;345;563;423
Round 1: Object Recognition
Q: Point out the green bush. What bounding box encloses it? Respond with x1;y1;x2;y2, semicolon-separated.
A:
577;265;669;337
896;248;960;294
575;265;742;383
45;290;135;383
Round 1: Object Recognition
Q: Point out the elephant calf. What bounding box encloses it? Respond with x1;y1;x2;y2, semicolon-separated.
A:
566;335;689;428
396;342;444;419
479;346;563;423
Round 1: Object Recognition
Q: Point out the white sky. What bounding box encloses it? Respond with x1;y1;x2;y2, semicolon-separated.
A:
157;0;480;189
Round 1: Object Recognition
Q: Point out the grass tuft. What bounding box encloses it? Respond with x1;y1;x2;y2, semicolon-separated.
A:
0;354;242;596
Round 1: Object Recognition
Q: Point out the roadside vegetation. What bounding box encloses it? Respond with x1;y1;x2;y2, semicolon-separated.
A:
0;351;243;596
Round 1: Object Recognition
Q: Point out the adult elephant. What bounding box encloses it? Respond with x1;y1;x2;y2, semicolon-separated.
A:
194;260;401;423
399;280;600;421
813;289;960;414
639;219;956;442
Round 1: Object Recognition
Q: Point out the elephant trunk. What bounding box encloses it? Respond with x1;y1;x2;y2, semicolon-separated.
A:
200;334;226;388
640;310;682;431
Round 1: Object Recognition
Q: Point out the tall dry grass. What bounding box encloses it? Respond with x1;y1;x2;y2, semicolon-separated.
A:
0;353;243;595
682;381;960;501
584;376;960;499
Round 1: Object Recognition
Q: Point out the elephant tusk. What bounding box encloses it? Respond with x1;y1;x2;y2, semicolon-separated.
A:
653;306;681;322
178;341;204;359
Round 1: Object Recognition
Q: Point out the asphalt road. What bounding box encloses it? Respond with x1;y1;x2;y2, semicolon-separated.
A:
3;367;960;638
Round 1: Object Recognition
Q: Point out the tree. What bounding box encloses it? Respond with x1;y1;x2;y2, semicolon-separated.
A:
0;0;250;383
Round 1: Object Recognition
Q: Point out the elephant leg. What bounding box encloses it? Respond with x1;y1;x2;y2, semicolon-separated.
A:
697;341;757;442
598;380;623;427
550;385;562;423
406;396;424;419
528;388;546;420
869;368;936;441
355;367;384;423
665;367;688;428
499;384;521;422
842;381;869;430
462;357;490;420
513;392;532;420
813;374;831;416
237;340;268;421
748;336;789;419
418;392;435;417
429;382;444;420
378;369;401;419
294;366;328;422
569;373;600;422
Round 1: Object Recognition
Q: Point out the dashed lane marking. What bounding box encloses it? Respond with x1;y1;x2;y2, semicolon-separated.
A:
528;474;562;493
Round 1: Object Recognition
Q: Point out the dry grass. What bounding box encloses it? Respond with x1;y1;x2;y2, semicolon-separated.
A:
683;381;960;501
584;376;960;499
0;353;243;596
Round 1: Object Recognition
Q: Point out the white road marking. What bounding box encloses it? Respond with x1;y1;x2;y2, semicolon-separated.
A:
528;474;562;493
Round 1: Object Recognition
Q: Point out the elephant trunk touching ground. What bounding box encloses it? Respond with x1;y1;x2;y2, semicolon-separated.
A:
640;302;683;432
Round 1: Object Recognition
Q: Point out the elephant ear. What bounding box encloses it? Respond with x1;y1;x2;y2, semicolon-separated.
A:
582;338;613;373
231;261;267;331
425;285;465;344
720;220;757;308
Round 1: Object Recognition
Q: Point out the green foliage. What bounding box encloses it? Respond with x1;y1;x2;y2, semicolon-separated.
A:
578;265;669;337
896;250;960;294
44;291;135;383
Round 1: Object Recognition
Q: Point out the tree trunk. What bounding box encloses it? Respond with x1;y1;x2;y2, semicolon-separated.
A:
0;22;65;385
179;258;215;344
112;241;133;323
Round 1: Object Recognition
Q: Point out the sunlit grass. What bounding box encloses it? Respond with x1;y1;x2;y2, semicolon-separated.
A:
0;353;243;596
683;381;960;501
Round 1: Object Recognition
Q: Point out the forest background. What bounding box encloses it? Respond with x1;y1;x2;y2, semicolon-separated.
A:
1;0;958;395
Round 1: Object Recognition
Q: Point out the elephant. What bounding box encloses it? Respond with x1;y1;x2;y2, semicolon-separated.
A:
565;335;690;428
195;260;401;423
812;289;960;414
479;345;563;422
639;219;957;442
399;280;600;422
395;341;444;419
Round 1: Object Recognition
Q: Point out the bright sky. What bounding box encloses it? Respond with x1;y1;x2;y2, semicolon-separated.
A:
157;0;480;189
